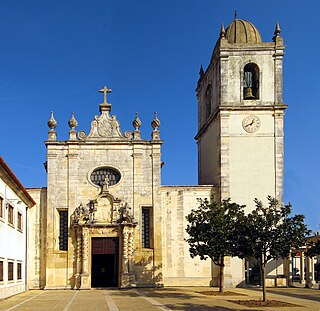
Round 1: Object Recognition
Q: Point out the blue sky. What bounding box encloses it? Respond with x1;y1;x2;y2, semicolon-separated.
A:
0;0;319;231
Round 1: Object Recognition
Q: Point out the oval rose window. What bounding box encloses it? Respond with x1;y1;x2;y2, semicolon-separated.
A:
90;167;121;187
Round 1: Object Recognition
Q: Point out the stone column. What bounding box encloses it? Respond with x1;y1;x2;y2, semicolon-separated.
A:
120;229;130;288
75;228;82;289
300;251;305;285
274;110;285;202
274;43;285;104
81;227;90;289
306;256;314;288
219;111;230;200
122;230;129;274
151;143;163;286
310;257;315;287
128;228;134;273
285;255;292;287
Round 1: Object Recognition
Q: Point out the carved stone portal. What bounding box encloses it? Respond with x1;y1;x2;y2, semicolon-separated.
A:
71;194;137;288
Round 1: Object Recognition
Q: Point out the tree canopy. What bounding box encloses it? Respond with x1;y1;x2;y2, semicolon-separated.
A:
185;196;310;300
307;239;320;257
237;196;310;301
185;198;245;292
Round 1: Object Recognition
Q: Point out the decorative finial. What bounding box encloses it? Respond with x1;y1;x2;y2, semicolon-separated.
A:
220;23;226;38
199;65;204;77
151;112;161;130
274;21;281;37
99;85;112;105
48;111;57;129
234;10;237;20
132;112;142;140
68;112;78;130
132;112;142;130
151;112;161;140
47;111;57;141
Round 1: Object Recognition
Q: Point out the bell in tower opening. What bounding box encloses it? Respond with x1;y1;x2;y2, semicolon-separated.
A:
243;63;259;99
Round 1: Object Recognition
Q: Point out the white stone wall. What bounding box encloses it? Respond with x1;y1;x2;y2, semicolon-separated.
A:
198;119;220;186
161;185;214;286
0;178;27;299
227;112;276;210
27;188;47;289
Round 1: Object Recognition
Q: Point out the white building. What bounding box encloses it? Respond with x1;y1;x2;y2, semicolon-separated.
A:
0;156;35;299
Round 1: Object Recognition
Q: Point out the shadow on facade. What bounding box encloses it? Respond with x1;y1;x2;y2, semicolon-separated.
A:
133;256;163;287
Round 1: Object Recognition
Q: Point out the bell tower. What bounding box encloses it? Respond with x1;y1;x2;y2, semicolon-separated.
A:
195;18;286;211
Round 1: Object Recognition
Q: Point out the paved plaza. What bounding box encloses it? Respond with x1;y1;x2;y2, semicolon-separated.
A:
0;287;320;311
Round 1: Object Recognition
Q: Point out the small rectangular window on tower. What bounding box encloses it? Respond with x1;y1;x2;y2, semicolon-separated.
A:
141;207;153;248
58;210;68;251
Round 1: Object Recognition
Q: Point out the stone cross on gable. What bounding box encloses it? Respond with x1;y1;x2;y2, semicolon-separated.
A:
99;85;112;104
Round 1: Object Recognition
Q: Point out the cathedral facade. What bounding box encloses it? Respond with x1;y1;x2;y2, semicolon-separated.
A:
27;18;287;289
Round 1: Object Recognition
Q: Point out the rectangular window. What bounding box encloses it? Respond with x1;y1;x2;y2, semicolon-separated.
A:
141;207;152;248
8;204;14;225
17;263;22;280
0;261;3;281
17;212;22;231
0;196;3;218
59;210;68;251
8;262;13;281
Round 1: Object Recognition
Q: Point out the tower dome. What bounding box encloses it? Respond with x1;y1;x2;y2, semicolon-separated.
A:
225;19;262;44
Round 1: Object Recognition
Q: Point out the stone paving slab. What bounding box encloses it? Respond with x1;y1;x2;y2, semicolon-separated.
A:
0;287;320;311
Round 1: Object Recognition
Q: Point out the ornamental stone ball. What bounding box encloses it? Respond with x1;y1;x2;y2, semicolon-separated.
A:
48;111;57;129
68;112;78;130
151;112;160;130
132;112;141;130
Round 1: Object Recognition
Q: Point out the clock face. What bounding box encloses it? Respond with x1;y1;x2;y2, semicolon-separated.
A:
242;115;261;133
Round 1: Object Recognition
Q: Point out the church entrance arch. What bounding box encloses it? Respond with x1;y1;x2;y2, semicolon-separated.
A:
91;237;119;287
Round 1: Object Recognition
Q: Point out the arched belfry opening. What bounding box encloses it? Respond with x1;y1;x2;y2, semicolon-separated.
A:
243;63;259;100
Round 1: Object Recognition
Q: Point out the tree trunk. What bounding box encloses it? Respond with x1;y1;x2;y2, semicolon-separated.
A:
219;256;225;293
261;256;267;302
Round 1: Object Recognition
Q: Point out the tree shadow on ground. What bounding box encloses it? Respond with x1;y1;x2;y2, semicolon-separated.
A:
110;287;196;299
163;302;260;311
263;288;320;303
110;289;260;310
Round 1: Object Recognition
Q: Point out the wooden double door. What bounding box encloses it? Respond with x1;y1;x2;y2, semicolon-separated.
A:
91;237;119;287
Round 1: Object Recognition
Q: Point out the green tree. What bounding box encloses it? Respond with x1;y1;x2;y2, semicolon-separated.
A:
237;196;310;302
307;239;320;257
185;198;245;292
